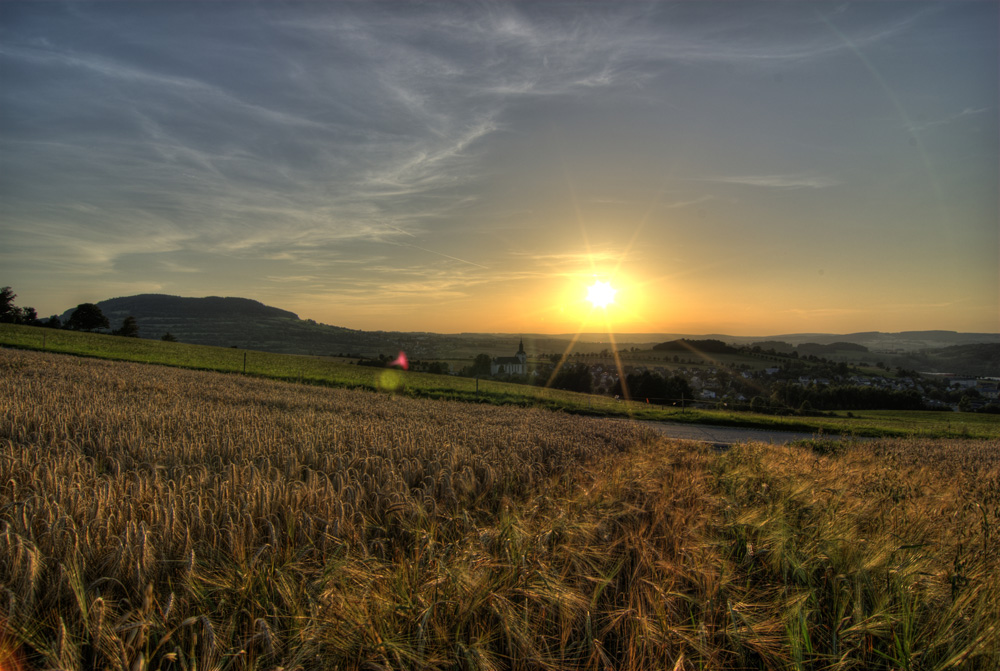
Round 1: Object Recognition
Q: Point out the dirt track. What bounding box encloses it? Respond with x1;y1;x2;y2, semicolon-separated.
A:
634;420;834;448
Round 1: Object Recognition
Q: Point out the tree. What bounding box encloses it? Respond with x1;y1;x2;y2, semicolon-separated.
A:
0;287;18;323
161;332;178;342
114;315;140;338
472;353;492;377
425;361;449;375
0;287;40;325
66;303;110;332
18;306;39;326
45;315;62;329
551;363;592;393
611;371;692;404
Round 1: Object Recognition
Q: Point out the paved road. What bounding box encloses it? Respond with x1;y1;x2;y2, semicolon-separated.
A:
635;421;832;448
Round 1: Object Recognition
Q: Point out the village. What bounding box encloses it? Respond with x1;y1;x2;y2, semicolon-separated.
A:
468;341;1000;414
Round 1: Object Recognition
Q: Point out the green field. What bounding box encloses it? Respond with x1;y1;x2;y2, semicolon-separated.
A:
3;323;997;439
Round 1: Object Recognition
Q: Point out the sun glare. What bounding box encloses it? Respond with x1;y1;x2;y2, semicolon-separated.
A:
586;280;616;309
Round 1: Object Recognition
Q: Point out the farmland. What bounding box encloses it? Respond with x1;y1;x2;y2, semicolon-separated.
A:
2;347;998;670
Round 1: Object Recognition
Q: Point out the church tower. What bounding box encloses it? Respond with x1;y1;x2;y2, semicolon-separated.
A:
516;337;527;366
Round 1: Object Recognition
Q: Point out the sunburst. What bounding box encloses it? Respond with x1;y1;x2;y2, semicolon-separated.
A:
585;280;616;309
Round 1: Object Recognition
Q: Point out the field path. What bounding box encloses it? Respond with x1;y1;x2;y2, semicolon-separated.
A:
631;420;835;447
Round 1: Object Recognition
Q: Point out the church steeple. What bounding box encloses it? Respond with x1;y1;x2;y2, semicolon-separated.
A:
516;337;526;365
517;337;525;355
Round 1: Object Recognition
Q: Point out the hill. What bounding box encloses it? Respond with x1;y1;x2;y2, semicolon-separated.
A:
652;338;738;355
795;341;870;356
60;294;363;355
55;293;1000;374
762;331;1000;351
85;294;300;322
894;343;1000;377
57;294;525;360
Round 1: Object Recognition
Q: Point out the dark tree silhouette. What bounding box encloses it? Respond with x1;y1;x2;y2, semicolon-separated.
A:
611;371;693;403
66;303;110;332
114;315;140;338
472;353;492;376
550;363;592;393
0;287;40;325
0;286;18;323
18;306;40;326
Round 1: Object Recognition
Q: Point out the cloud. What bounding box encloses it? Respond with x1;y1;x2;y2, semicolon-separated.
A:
906;107;990;132
697;174;840;189
661;195;716;210
384;241;490;270
2;1;992;331
0;1;900;271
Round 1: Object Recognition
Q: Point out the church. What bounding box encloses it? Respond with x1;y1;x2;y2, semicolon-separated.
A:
491;339;527;376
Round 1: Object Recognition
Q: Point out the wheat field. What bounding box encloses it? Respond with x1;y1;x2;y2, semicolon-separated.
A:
1;348;998;670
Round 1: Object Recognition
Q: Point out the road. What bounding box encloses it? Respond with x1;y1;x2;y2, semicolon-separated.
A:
634;420;833;448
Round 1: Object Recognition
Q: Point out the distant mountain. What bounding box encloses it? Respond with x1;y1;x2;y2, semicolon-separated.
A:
562;331;999;351
57;294;532;359
71;294;299;324
57;293;999;375
60;294;360;355
759;331;1000;351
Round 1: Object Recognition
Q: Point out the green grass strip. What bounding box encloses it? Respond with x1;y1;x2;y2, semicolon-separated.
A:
3;323;996;439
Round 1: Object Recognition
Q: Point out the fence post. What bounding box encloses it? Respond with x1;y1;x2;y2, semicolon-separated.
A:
243;352;247;374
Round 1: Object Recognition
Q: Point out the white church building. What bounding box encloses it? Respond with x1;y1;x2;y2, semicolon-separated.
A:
491;339;528;376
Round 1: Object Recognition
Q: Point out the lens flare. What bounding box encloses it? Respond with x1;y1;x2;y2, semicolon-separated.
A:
0;622;25;671
378;368;404;393
388;351;409;370
378;351;408;392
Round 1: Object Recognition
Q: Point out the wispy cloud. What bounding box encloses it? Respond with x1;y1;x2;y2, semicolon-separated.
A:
906;107;989;132
384;241;490;270
510;250;629;267
2;1;993;331
697;174;840;189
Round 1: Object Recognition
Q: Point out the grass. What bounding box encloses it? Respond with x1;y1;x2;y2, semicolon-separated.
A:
3;323;998;439
2;348;999;669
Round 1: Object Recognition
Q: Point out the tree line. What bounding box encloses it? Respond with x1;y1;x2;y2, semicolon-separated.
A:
1;286;146;338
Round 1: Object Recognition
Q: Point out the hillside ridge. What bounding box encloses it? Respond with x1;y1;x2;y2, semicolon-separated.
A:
55;293;1000;367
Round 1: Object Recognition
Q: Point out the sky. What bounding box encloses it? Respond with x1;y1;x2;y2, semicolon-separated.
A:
1;1;997;336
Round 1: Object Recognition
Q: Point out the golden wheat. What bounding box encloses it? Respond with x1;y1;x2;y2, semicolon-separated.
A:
2;347;997;670
0;349;658;669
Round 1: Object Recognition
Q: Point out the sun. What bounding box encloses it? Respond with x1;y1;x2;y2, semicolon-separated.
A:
585;280;616;309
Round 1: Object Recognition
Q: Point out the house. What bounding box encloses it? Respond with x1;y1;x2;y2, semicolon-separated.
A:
491;339;528;376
